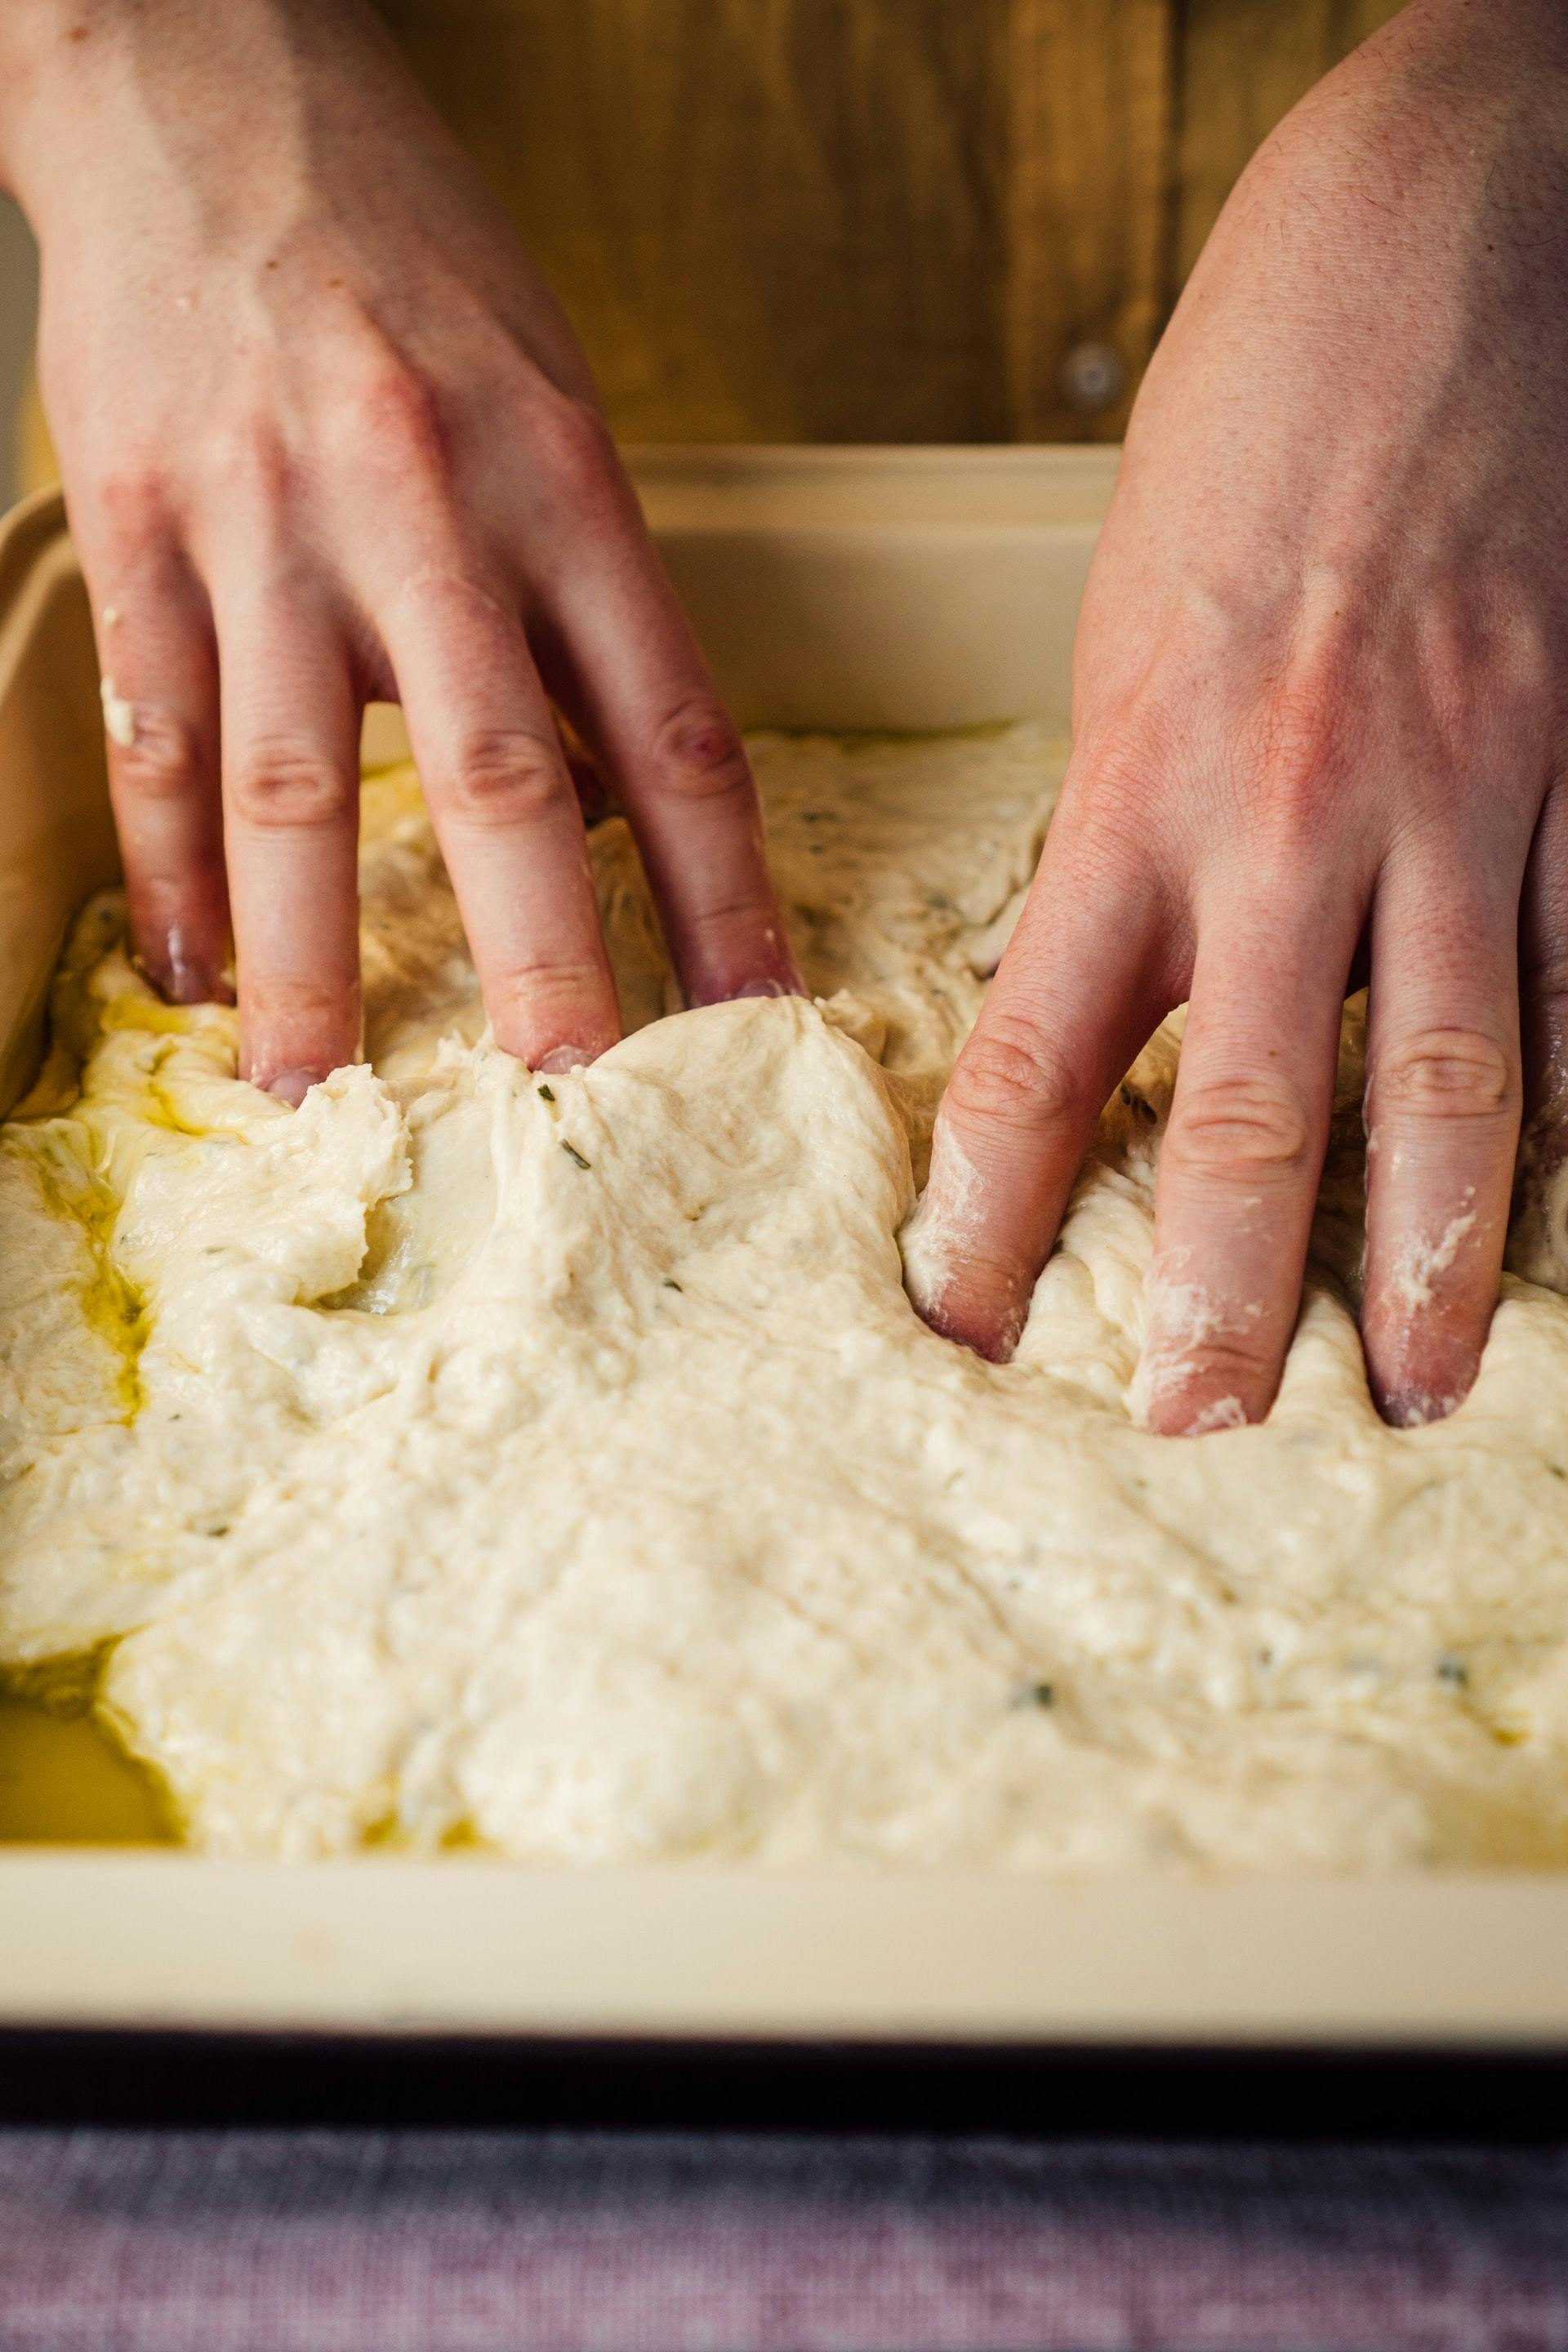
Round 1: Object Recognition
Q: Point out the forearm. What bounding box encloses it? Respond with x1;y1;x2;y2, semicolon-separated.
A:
0;0;412;222
1392;0;1568;83
1269;0;1568;206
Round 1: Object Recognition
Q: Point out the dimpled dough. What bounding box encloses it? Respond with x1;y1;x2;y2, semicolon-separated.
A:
4;728;1568;1868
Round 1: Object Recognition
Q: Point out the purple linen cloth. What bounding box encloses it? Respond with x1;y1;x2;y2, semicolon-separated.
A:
2;2129;1566;2352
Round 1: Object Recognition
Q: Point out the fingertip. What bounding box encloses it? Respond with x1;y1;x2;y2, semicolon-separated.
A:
1361;1217;1498;1429
902;1204;1027;1363
490;998;621;1076
1133;1273;1280;1435
536;1040;603;1076
239;996;361;1109
703;961;805;1008
1363;1328;1480;1429
910;1276;1025;1362
1377;1386;1460;1431
167;964;234;1009
136;920;233;1008
1134;1361;1254;1438
682;924;804;1009
261;1067;321;1109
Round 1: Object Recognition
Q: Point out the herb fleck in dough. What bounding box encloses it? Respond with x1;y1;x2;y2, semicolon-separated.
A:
3;728;1568;1869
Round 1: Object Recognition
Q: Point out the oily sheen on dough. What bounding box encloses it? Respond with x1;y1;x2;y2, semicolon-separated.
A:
3;727;1568;1869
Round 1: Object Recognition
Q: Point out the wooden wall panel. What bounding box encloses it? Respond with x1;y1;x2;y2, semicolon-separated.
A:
377;0;1013;443
1005;0;1176;442
378;0;1401;445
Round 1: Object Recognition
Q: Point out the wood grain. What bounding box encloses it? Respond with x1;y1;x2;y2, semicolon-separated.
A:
1005;0;1176;442
12;2;1410;471
378;0;1013;443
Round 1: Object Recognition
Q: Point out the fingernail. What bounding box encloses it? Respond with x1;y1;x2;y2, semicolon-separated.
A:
162;956;225;1007
746;935;806;997
1379;1384;1459;1431
689;934;804;1008
265;1069;318;1107
163;925;229;1007
132;928;229;1008
537;1045;593;1076
729;970;802;1002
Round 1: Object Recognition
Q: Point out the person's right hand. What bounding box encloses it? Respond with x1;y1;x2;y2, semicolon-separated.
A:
0;0;797;1100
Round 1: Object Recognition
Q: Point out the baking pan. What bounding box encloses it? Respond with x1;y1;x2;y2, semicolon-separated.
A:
2;452;1566;2083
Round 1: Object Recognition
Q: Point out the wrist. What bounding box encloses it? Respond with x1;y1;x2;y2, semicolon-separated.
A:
0;0;387;225
0;0;85;202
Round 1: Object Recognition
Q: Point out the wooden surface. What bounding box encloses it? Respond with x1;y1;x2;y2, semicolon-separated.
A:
374;0;1405;446
1006;0;1174;441
376;0;1013;444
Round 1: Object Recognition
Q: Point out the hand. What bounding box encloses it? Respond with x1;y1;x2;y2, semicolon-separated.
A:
906;0;1568;1432
0;0;797;1098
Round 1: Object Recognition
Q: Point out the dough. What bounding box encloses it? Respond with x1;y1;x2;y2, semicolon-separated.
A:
3;727;1568;1870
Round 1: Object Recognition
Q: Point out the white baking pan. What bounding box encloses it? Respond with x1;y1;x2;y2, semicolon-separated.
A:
2;451;1566;2056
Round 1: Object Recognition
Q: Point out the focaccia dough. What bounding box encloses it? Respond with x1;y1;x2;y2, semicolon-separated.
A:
3;726;1568;1870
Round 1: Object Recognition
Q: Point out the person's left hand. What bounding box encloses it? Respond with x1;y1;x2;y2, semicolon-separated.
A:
906;0;1568;1433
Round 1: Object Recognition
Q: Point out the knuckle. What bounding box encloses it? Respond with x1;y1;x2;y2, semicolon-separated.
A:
96;463;175;549
945;1013;1084;1137
352;362;450;484
1245;679;1345;843
1190;1333;1272;1381
1161;1333;1273;1392
648;698;752;806
439;728;570;826
684;886;779;942
247;974;351;1027
1263;668;1343;782
1068;716;1164;807
531;394;620;501
492;957;608;1007
1054;724;1158;847
1370;1025;1518;1122
206;417;292;510
1045;733;1174;909
1166;1072;1312;1176
228;742;353;831
110;704;203;802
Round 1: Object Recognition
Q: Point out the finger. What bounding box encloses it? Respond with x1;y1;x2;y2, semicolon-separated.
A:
904;815;1174;1361
84;537;229;1003
381;568;621;1071
1361;857;1524;1427
1134;887;1361;1437
210;577;364;1102
540;491;800;1006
